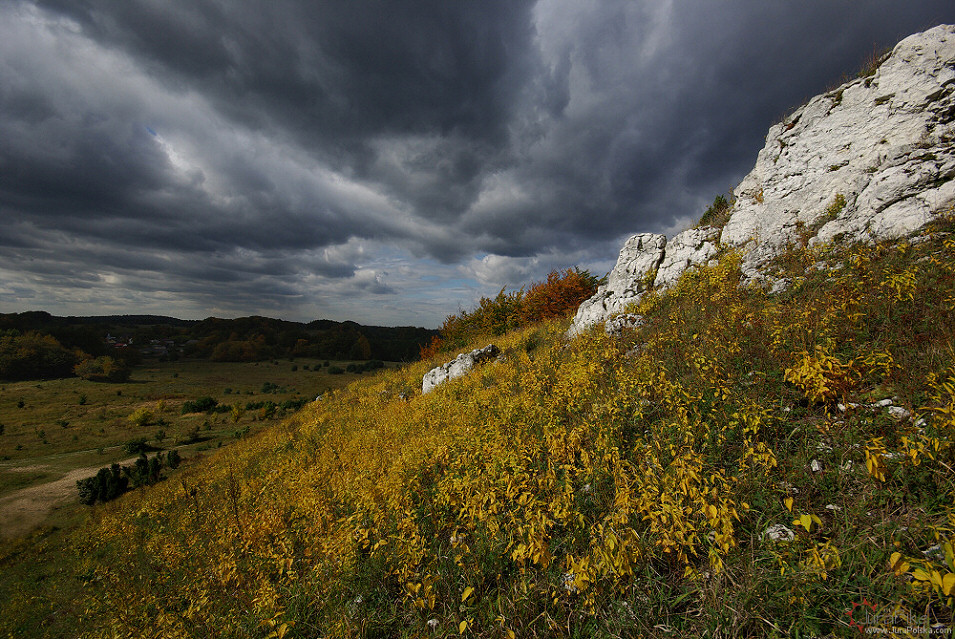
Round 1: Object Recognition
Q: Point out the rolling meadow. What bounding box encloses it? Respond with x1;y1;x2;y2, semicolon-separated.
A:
1;213;953;637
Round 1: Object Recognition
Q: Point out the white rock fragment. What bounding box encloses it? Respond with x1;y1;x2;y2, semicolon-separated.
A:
769;278;790;294
562;572;578;593
778;481;799;495
810;459;824;473
825;504;842;512
888;406;911;420
763;524;796;542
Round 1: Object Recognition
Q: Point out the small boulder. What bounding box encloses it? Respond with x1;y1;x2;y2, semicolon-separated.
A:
422;344;500;394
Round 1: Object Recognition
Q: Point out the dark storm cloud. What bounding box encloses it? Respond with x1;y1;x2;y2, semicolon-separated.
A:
1;0;952;325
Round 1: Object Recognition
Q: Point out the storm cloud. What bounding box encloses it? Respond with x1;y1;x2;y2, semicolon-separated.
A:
1;0;951;326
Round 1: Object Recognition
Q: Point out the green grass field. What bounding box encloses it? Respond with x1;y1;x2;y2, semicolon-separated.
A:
0;357;397;535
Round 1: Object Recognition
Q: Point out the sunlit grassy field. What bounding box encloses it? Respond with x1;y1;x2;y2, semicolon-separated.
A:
2;214;954;637
0;358;394;525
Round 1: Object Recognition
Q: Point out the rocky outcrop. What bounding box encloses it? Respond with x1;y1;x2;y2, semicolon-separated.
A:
722;24;955;278
422;344;500;394
569;24;955;337
653;226;721;288
567;234;664;337
567;227;718;336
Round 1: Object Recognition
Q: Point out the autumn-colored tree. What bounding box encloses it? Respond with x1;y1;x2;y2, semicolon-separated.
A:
519;268;601;325
421;267;601;359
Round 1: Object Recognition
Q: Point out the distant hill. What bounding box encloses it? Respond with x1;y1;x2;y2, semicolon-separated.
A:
0;311;437;380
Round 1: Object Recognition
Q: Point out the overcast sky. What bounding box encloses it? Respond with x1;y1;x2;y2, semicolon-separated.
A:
1;1;951;327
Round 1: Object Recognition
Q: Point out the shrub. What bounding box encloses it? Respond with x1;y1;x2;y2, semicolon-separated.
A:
697;193;733;228
180;397;218;414
74;356;131;383
123;438;151;455
327;366;344;375
127;407;153;428
0;331;82;381
429;268;600;355
518;268;601;325
279;398;308;412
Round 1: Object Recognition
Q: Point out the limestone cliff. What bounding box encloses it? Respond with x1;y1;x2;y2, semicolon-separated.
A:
569;24;955;337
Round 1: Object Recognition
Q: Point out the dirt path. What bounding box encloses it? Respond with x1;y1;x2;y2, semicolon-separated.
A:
0;457;139;540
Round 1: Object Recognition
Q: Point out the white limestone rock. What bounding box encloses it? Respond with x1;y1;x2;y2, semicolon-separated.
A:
720;24;955;277
762;524;796;542
653;226;721;288
567;233;665;337
568;25;955;339
422;344;500;394
888;406;911;420
604;313;645;337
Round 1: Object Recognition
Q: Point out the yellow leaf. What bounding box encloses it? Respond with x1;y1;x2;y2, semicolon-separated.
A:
459;620;468;634
784;497;794;512
912;568;931;582
930;570;944;588
507;631;516;639
706;504;718;520
799;514;813;531
942;572;955;596
461;586;474;602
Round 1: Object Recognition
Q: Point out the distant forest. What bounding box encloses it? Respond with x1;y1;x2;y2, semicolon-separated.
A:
0;311;437;381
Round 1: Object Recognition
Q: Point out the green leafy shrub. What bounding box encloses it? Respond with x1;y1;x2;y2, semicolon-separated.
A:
180;397;218;414
697;193;733;228
123;438;151;455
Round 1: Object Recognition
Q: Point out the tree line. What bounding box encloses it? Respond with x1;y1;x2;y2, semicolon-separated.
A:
0;311;437;381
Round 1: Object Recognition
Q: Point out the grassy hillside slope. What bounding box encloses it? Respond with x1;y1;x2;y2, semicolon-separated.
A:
2;214;955;637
